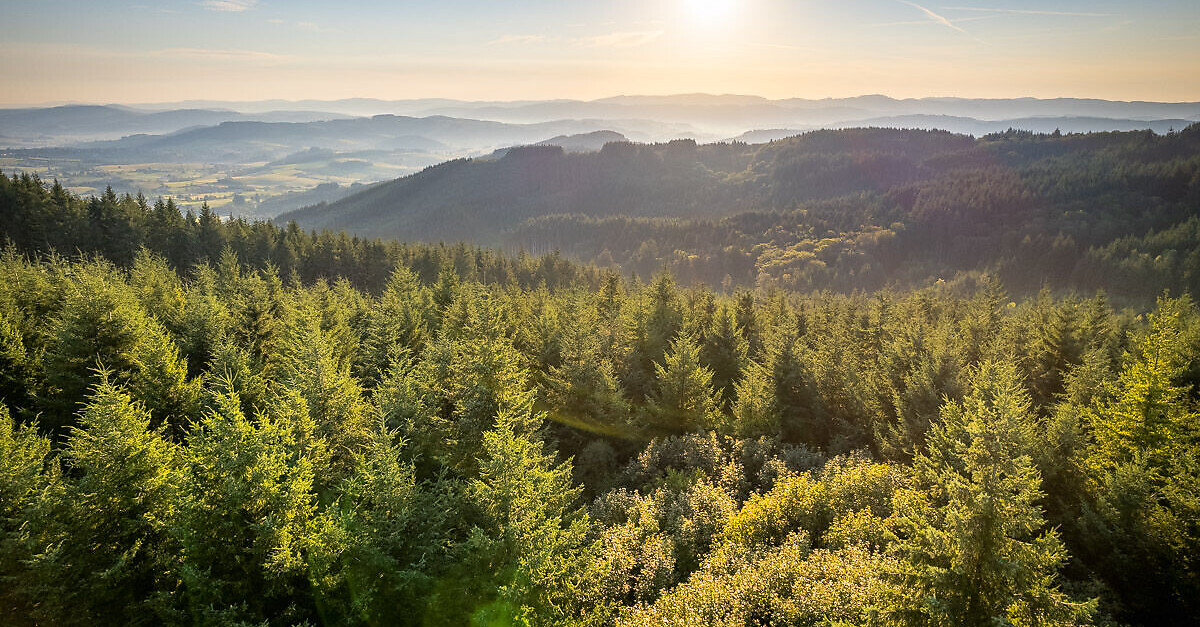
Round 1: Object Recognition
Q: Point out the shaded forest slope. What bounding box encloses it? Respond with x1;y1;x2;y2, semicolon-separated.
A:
282;126;1200;301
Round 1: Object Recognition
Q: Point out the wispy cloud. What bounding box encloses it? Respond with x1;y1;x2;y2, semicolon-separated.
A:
488;34;549;46
901;1;968;34
199;0;256;12
871;14;999;27
152;47;290;62
573;30;664;48
943;6;1112;17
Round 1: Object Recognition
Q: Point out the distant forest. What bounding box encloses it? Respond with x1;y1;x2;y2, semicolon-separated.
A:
1;177;1199;625
281;126;1200;303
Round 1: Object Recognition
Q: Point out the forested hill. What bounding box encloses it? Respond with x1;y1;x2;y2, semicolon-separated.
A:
281;125;1200;302
278;128;979;240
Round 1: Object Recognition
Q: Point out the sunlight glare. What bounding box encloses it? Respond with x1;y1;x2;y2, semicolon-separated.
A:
683;0;737;25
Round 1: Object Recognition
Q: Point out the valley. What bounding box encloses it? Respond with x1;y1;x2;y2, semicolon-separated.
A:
4;94;1198;218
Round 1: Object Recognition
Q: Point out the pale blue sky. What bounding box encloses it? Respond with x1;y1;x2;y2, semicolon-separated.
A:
1;0;1197;104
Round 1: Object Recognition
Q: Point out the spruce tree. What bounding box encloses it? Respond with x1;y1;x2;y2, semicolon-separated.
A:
701;304;749;412
545;305;630;434
0;309;34;412
411;295;535;474
885;360;1092;627
268;307;370;479
365;265;430;384
648;333;721;433
24;377;181;625
320;413;447;624
176;389;325;626
0;403;52;620
455;395;595;627
1082;297;1200;622
729;360;778;438
767;330;824;447
41;265;201;436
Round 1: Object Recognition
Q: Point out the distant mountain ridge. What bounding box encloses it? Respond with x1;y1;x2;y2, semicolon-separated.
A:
108;93;1200;118
485;130;630;159
100;94;1200;132
4;117;667;165
8;95;1200;148
276;129;968;242
536;130;628;151
5;94;1199;227
729;115;1196;143
0;105;351;147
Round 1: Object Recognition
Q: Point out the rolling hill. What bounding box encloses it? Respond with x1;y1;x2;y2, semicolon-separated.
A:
279;125;1200;300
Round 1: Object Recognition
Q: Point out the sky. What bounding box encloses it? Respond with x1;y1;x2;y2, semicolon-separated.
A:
1;0;1198;105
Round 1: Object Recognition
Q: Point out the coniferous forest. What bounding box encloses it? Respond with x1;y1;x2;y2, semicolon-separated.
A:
1;161;1200;627
282;127;1200;304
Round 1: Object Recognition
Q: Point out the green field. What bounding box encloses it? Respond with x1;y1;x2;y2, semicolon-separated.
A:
0;153;438;218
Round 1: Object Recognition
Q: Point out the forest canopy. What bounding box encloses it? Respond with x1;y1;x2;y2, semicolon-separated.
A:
1;148;1199;626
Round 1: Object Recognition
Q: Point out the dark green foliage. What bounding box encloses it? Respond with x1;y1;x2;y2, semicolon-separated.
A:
0;309;34;411
767;327;826;447
1074;297;1200;623
647;333;721;433
264;126;1200;304
174;388;327;626
323;417;450;624
0;174;1198;625
450;398;595;627
700;305;748;411
0;403;51;622
20;378;181;626
885;361;1093;626
0;170;607;297
39;263;201;436
544;302;630;437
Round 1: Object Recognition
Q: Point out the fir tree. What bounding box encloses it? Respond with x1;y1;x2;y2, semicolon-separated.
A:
24;377;181;625
885;360;1093;627
176;388;326;626
454;396;595;627
648;333;721;433
701;304;749;412
0;403;51;619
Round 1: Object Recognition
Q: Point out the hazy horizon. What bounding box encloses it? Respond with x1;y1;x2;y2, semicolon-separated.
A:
3;0;1198;106
7;92;1200;110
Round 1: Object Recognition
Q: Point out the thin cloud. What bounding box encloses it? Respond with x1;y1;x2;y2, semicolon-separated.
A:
871;14;1000;27
199;0;257;12
900;1;968;34
488;35;549;46
943;6;1112;17
152;47;290;62
574;30;664;48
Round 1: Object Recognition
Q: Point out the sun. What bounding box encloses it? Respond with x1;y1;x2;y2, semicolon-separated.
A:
682;0;737;24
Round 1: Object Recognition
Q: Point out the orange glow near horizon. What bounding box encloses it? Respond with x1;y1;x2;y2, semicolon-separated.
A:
1;0;1198;105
